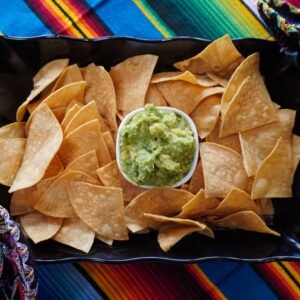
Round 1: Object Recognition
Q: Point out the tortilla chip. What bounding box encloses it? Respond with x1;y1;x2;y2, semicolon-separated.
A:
125;189;193;230
145;83;167;106
96;160;145;202
220;75;278;137
27;99;43;114
52;218;95;253
156;81;224;114
180;184;189;191
51;107;66;123
9;105;63;192
158;223;214;252
110;54;158;112
52;64;83;91
177;189;219;218
43;155;64;179
209;188;257;217
20;211;63;243
36;175;60;199
64;101;106;135
68;182;128;240
221;53;259;113
190;94;221;139
255;199;274;216
174;35;243;77
61;104;82;130
188;160;205;194
209;211;280;236
200;142;249;198
292;134;300;174
206;119;241;153
16;59;69;121
0;138;26;186
102;131;116;160
10;185;39;216
95;233;114;246
35;170;99;218
65;150;99;179
251;137;293;199
206;73;228;87
84;64;118;131
240;109;296;176
0;122;26;138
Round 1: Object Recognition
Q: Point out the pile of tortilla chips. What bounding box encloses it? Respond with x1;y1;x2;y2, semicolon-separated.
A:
1;35;299;253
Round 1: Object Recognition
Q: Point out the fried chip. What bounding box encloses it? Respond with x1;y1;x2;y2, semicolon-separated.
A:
240;109;296;176
158;223;214;252
52;218;95;253
180;184;189;191
292;134;300;174
188;160;205;194
51;107;66;123
255;199;274;216
173;35;243;77
84;64;118;131
190;94;221;139
220;75;277;137
68;182;128;240
43;155;64;179
156;81;224;114
145;83;167;106
16;59;69;121
102;131;116;160
0;122;26;138
20;211;63;243
110;54;158;112
125;189;193;230
206;73;228;87
200;142;249;198
177;189;219;218
95;233;114;246
206;119;241;153
35;170;99;218
0;138;26;186
27;99;43;114
221;53;259;113
9;105;63;192
96;160;145;202
65;150;99;179
209;211;280;236
61;104;82;130
251;137;293;199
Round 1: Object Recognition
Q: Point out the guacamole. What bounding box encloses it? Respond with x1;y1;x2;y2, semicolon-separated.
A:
120;104;195;186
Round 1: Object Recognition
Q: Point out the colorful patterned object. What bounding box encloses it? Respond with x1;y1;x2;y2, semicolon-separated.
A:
0;206;38;299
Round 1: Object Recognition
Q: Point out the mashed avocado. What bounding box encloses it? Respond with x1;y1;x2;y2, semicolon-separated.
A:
120;104;195;186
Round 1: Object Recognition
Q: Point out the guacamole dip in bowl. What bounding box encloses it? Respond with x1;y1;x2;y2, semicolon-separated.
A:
116;104;199;188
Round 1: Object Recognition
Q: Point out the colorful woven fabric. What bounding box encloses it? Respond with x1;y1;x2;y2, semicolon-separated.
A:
0;0;300;299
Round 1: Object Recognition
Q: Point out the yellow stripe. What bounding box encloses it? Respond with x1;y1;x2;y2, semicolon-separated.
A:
281;262;300;284
132;0;171;38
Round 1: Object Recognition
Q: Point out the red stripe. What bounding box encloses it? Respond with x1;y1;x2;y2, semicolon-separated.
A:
289;261;300;274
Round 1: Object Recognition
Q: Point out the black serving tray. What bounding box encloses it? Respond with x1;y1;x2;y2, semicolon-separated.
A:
0;35;300;263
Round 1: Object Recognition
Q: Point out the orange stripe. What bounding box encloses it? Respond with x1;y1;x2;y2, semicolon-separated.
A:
185;264;226;300
282;261;300;283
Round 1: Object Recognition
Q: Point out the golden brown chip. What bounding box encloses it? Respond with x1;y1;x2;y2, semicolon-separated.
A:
145;83;167;106
0;122;26;138
206;119;241;153
36;175;60;198
251;137;293;199
173;35;243;77
206;73;228;87
188;160;205;194
27;99;43;114
51;107;67;123
16;59;69;121
190;94;221;139
68;182;128;240
240;109;296;176
125;189;193;231
220;75;278;138
0;138;26;186
61;104;82;130
177;189;219;218
20;211;63;243
292;134;300;174
200;142;249;198
34;171;99;218
110;54;158;112
209;211;280;236
52;218;95;253
102;131;116;160
95;233;114;246
43;155;64;179
65;150;99;179
156;81;224;114
84;64;118;131
180;184;189;191
96;160;145;202
158;223;214;252
9;105;63;192
221;53;259;113
255;199;274;216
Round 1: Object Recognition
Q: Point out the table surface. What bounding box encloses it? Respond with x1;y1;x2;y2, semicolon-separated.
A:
1;0;300;299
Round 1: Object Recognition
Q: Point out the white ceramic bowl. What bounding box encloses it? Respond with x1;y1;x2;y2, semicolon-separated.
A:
116;106;199;189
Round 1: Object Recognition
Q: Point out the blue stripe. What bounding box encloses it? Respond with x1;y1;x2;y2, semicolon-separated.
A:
86;0;164;38
0;1;51;36
37;263;102;300
199;262;277;300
